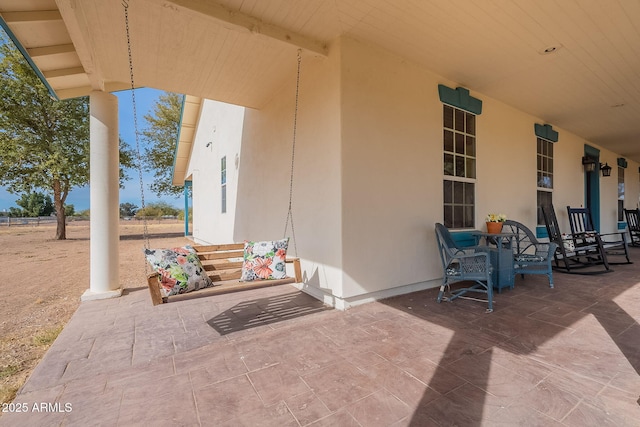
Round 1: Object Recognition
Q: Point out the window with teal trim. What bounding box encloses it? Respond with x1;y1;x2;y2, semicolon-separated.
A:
618;167;624;222
536;137;553;225
443;105;476;228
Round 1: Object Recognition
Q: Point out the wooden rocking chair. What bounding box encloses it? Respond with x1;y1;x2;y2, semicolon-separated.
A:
567;206;631;265
541;205;611;274
624;208;640;247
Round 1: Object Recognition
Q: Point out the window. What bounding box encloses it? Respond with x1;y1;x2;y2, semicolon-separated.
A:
618;166;625;222
536;137;553;225
443;105;476;228
221;156;227;214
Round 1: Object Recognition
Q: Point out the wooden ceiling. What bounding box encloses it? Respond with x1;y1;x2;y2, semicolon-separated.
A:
1;0;639;161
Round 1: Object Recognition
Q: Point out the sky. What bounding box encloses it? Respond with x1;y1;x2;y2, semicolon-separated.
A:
0;88;182;213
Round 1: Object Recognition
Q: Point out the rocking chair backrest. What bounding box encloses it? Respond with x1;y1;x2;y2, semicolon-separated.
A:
624;209;640;232
542;205;562;244
567;206;595;234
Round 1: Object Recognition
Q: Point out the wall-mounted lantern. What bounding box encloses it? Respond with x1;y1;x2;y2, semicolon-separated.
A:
582;156;597;172
582;156;611;176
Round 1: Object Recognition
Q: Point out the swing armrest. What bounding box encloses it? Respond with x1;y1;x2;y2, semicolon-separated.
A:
285;257;302;283
147;272;166;306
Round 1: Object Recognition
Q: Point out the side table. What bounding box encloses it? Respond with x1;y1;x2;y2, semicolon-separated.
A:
471;231;516;292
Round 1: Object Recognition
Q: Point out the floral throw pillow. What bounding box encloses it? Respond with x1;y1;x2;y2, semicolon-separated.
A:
240;238;289;281
144;245;214;297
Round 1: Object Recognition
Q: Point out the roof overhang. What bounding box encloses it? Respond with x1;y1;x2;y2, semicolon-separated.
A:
172;95;202;186
0;1;132;100
2;1;640;161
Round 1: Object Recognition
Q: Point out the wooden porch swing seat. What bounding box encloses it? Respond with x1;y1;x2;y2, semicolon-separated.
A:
435;223;494;313
147;243;302;305
567;206;631;265
623;208;640;247
121;3;306;307
541;205;611;274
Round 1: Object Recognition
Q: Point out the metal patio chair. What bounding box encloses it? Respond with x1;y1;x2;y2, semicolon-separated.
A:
502;220;557;288
567;206;631;265
541;205;611;274
434;223;494;313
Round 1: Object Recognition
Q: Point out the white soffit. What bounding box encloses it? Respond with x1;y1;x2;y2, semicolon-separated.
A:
173;95;202;186
1;0;639;161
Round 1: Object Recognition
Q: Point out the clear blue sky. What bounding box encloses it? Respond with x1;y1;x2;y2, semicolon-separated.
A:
0;88;182;213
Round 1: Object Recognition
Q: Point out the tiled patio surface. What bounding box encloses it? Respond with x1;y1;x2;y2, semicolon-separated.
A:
2;258;640;426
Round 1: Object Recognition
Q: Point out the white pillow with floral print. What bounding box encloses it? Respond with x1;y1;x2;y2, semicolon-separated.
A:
240;239;289;281
144;245;214;297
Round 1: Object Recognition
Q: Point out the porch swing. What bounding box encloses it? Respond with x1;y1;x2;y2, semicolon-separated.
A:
121;2;302;305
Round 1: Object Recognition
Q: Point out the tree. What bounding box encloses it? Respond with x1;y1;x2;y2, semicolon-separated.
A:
120;202;138;217
135;201;179;218
14;192;54;217
142;92;184;197
0;33;134;239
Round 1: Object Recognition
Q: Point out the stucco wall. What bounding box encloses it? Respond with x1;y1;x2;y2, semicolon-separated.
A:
337;36;638;302
339;37;442;301
187;35;640;308
186;100;245;244
234;47;345;304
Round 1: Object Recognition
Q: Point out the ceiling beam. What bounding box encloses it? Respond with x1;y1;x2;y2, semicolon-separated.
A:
53;86;92;99
42;66;85;79
103;81;138;94
1;10;62;23
165;0;329;57
27;43;75;58
53;81;134;100
55;0;105;95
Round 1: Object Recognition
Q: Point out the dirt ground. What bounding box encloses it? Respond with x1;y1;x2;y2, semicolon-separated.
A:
0;220;188;405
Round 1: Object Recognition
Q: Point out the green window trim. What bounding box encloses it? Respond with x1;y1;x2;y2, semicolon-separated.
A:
534;123;558;143
438;85;482;115
617;157;628;168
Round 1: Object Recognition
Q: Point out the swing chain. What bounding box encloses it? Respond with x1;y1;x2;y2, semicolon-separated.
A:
123;1;150;253
284;49;302;257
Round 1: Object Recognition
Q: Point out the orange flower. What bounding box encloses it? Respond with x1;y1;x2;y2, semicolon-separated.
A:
252;257;273;279
276;248;287;259
159;269;177;291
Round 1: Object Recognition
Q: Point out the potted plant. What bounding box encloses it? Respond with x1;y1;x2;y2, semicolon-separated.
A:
485;213;507;234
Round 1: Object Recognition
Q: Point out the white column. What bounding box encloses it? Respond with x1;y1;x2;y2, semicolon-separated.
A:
82;91;122;301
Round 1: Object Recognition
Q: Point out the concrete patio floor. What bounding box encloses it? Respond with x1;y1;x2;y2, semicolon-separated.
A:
2;257;640;426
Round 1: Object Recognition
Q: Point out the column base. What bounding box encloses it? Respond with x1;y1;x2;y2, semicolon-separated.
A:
81;288;123;302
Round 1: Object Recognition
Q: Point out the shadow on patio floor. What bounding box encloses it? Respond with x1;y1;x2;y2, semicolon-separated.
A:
207;291;332;335
2;256;640;426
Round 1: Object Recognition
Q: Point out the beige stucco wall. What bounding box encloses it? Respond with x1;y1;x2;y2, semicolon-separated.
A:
339;37;442;301
234;45;345;305
186;100;245;245
188;34;640;309
336;35;639;303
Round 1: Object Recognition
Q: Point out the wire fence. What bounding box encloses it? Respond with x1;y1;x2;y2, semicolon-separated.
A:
0;216;181;226
0;216;59;226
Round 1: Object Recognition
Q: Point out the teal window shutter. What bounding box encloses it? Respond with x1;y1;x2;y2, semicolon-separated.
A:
438;85;482;115
534;124;559;142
